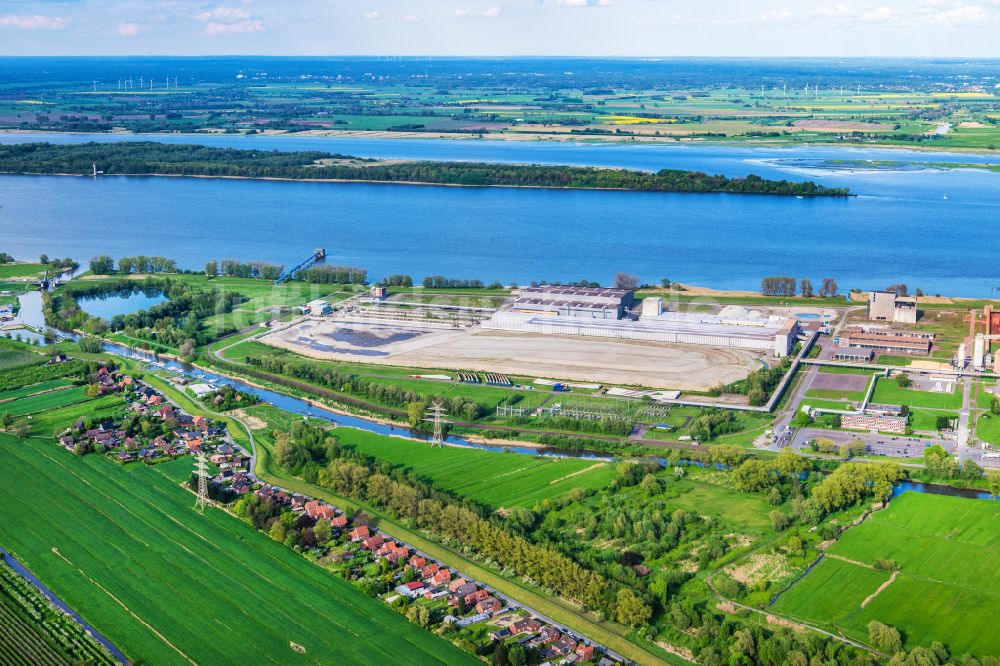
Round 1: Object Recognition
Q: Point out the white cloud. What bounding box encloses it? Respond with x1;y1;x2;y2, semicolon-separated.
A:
812;3;898;24
760;8;793;21
812;1;995;26
0;14;69;30
205;19;264;34
364;11;382;20
116;20;143;36
195;7;250;22
453;6;503;18
924;4;992;24
553;0;617;6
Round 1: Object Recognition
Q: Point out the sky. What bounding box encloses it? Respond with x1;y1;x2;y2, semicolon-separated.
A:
0;0;999;57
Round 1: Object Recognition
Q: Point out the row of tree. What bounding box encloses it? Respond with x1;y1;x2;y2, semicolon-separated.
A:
421;275;485;289
297;265;368;284
760;276;839;298
205;259;284;281
89;255;176;275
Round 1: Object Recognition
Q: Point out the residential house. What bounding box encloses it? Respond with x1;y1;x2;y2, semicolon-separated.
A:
394;581;426;598
475;597;502;614
463;589;490;607
547;636;577;657
576;644;595;662
510;618;542;636
490;628;511;642
448;577;468;594
533;626;561;647
330;515;348;529
361;535;385;551
450;583;477;601
430;569;452;587
349;525;370;542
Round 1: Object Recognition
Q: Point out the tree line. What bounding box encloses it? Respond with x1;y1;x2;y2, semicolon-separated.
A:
760;276;838;298
89;255;177;275
205;259;285;281
0;142;851;197
297;265;368;285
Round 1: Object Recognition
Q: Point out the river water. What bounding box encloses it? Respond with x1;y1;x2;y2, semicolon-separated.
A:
2;133;1000;296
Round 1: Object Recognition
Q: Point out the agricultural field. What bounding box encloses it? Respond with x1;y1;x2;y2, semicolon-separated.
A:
0;557;118;666
0;346;44;371
773;492;1000;656
6;57;998;149
0;385;88;417
331;427;620;508
0;377;73;402
0;433;474;665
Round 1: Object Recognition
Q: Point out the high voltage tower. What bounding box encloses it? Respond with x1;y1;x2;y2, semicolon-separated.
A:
424;401;448;446
194;453;211;511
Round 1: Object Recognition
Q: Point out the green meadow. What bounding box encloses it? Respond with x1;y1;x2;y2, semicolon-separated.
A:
773;492;1000;656
0;434;474;666
333;426;619;508
871;378;962;410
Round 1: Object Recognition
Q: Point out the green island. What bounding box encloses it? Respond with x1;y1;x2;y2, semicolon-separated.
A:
0;142;850;196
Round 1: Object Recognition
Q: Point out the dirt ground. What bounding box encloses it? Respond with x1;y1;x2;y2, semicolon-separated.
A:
260;317;761;390
810;373;871;392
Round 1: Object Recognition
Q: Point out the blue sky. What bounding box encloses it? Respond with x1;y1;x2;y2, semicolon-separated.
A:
1;0;999;56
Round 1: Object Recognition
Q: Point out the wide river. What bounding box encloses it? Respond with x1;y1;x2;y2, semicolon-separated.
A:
2;132;1000;295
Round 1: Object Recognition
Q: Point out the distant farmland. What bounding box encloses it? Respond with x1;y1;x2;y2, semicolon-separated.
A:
334;427;619;508
773;492;1000;656
0;435;474;666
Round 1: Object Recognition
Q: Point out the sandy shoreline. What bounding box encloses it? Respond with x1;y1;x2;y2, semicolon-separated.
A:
2;127;999;158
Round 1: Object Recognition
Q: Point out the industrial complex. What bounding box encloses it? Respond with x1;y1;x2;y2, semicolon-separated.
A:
489;287;801;357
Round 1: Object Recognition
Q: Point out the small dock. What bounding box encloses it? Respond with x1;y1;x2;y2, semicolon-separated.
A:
275;248;326;284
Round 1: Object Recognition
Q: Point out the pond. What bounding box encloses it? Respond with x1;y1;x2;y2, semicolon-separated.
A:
78;290;166;320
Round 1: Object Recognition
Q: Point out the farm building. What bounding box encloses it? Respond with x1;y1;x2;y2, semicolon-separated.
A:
510;285;633;320
486;306;799;357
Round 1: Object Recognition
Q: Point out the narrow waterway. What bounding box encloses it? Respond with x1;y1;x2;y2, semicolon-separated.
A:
105;342;614;461
101;343;1000;501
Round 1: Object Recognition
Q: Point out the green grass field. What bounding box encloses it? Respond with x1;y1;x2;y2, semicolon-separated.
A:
0;263;47;280
0;434;474;665
333;427;619;508
772;557;889;624
773;492;1000;656
871;378;962;410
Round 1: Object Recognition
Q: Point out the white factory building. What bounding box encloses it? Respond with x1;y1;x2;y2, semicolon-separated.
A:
487;301;798;357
